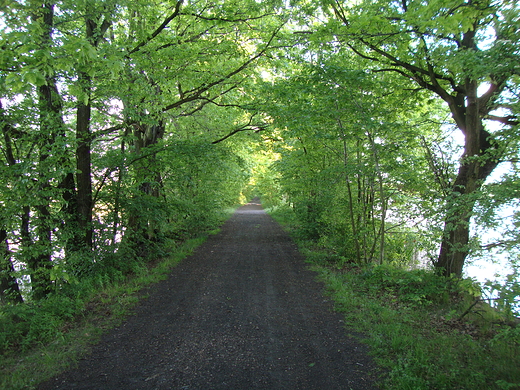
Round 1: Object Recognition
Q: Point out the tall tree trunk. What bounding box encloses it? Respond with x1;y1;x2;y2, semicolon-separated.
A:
0;228;23;304
31;191;53;299
366;131;387;265
0;105;23;303
74;5;112;250
34;75;62;298
112;134;127;246
343;139;361;263
31;2;77;297
30;2;59;299
76;79;93;249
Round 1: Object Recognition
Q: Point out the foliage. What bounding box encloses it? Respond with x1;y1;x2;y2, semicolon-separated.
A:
0;0;280;373
258;0;520;303
160;139;251;239
261;51;446;266
483;263;520;318
317;0;520;277
0;295;80;353
0;0;519;387
0;0;283;303
358;265;454;307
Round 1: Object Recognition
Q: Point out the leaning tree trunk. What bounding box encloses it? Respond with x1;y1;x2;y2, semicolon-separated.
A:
437;160;483;276
435;80;498;277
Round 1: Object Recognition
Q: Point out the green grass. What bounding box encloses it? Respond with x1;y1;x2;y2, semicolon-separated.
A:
316;265;520;389
268;205;520;390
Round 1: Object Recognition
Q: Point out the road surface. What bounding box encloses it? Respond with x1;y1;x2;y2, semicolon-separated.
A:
39;199;378;389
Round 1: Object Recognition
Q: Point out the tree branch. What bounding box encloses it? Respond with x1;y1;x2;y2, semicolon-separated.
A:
181;12;275;23
176;85;245;117
163;22;284;112
127;0;183;56
485;114;519;127
332;1;349;26
360;38;456;87
211;124;267;144
92;122;131;140
478;76;508;116
212;114;268;144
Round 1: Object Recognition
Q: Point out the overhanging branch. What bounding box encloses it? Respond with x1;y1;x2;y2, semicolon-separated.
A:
162;22;284;113
127;0;183;56
212;115;268;144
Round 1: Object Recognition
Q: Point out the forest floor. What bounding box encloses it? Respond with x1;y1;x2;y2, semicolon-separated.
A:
37;198;379;390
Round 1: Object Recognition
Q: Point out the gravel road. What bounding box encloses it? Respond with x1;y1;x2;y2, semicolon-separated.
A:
38;198;379;389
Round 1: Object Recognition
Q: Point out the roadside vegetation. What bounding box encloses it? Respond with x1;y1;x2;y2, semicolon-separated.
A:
1;1;519;389
0;223;227;390
269;205;520;390
255;2;520;386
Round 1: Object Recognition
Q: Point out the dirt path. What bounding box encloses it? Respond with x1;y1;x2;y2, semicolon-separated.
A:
39;199;379;389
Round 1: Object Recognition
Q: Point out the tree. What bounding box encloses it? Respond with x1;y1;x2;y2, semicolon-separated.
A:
110;0;286;247
321;0;520;276
30;2;72;298
260;48;440;265
0;0;287;299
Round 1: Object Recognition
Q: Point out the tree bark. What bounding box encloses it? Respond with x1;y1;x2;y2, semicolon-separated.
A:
0;103;23;303
0;228;23;304
30;2;60;299
76;81;93;249
73;4;113;250
435;78;499;276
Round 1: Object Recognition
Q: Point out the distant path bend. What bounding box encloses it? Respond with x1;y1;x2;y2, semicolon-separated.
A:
39;198;379;390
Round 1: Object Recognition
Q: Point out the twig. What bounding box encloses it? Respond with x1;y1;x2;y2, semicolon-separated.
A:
458;297;481;321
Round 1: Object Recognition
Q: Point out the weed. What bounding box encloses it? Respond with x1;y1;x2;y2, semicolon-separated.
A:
318;263;520;389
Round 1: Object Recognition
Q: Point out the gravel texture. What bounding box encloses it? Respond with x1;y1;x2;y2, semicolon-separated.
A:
38;199;379;389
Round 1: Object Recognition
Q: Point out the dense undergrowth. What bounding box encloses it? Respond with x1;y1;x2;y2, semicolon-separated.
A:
268;204;520;390
0;209;233;390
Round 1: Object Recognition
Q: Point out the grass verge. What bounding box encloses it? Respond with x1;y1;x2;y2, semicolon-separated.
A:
0;233;214;390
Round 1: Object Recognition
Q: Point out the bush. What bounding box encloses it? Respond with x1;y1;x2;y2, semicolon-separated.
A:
0;295;81;354
360;264;453;307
